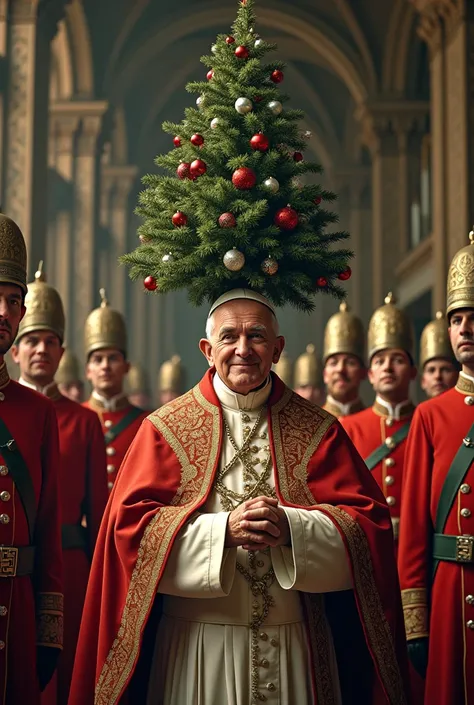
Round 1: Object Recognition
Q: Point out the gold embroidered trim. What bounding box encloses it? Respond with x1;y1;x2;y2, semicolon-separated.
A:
95;384;221;705
401;588;429;640
272;390;334;506
323;398;365;418
36;592;64;649
319;505;407;705
0;364;9;390
303;594;337;705
372;400;415;419
456;375;474;395
87;394;130;412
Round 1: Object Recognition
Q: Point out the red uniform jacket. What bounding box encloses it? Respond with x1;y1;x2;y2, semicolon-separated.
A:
398;381;474;705
0;366;63;704
341;400;415;546
83;396;147;492
40;386;108;705
70;371;409;705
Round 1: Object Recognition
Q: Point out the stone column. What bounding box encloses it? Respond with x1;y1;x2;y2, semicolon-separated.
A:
0;0;67;275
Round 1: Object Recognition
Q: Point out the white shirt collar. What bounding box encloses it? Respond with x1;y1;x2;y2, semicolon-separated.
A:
213;373;272;411
325;394;361;417
375;395;411;421
19;377;57;397
92;389;127;412
460;371;474;384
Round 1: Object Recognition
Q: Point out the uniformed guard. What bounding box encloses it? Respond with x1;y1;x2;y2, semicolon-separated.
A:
322;302;366;417
272;350;293;388
0;216;63;703
11;263;108;705
293;344;326;406
419;311;458;398
84;289;148;492
126;363;152;410
341;292;417;550
398;231;474;705
56;348;84;403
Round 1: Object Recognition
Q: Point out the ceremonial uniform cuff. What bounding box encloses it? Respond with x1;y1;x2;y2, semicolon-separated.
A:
36;592;64;649
401;588;429;640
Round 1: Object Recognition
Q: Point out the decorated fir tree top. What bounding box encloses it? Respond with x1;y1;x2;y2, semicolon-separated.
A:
121;0;352;312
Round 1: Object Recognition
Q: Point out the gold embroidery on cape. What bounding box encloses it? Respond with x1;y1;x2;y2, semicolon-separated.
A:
303;594;337;705
36;592;64;649
95;384;221;705
319;505;407;705
271;390;334;506
456;374;474;395
401;588;429;640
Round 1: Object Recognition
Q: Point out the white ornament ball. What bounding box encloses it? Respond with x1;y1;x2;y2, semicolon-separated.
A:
235;97;253;115
210;118;220;129
263;177;280;194
196;95;206;110
211;44;217;54
223;248;245;272
254;38;263;48
162;253;174;264
268;100;283;116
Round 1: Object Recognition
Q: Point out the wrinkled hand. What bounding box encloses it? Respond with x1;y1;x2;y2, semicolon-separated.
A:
225;496;290;551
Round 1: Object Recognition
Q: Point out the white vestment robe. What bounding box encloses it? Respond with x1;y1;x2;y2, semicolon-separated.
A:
146;374;352;705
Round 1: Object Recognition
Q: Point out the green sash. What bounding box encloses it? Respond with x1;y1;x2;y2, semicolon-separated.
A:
364;423;411;471
0;417;36;542
104;406;144;445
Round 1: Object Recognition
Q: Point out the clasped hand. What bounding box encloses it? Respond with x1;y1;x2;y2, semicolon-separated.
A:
225;495;290;551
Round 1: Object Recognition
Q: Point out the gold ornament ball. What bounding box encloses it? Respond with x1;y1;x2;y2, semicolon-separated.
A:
261;257;279;276
268;100;283;116
223;248;245;272
263;177;280;194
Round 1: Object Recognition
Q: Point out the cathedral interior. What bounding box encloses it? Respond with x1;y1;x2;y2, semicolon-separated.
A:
0;0;469;402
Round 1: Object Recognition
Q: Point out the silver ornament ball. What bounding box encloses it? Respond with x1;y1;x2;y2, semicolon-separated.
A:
254;38;263;48
268;100;283;116
196;95;206;110
211;44;217;54
210;117;220;129
162;253;174;264
235;97;253;115
223;248;245;272
261;257;279;276
263;177;280;194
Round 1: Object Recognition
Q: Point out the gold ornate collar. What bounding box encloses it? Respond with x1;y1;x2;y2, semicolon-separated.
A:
0;363;9;391
456;373;474;395
88;392;130;412
324;396;364;418
372;398;415;420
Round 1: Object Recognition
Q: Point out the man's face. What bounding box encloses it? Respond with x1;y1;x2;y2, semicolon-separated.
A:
421;358;458;398
449;310;474;369
58;381;84;403
11;330;63;386
86;348;129;397
199;299;285;395
323;353;366;401
368;349;416;398
0;284;25;356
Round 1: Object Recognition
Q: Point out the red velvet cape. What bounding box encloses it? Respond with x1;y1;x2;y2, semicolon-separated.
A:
70;370;409;705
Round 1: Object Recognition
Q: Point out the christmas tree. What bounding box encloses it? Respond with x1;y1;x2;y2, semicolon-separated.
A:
121;0;352;312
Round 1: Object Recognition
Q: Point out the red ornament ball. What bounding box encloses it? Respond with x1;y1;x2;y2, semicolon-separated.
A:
218;212;236;228
144;276;158;291
226;35;235;45
177;162;191;180
173;136;181;148
235;45;249;59
293;151;304;162
314;196;322;205
338;266;352;281
254;95;263;103
316;277;328;288
191;133;204;147
232;167;257;190
190;159;207;178
250;133;270;152
206;69;214;80
172;211;188;227
274;206;299;231
270;69;284;83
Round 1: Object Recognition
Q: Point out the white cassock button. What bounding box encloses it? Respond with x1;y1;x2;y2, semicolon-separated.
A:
386;496;396;507
107;465;115;474
0;492;10;502
385;476;395;486
0;467;8;477
266;683;276;691
466;595;474;605
461;508;472;518
465;396;474;406
461;484;471;494
260;659;269;668
260;632;268;641
270;638;278;647
467;620;474;630
104;420;113;428
108;481;114;490
0;514;10;524
106;447;116;457
385;458;396;468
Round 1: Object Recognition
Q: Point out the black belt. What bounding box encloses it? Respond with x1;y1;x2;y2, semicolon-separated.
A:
433;533;474;564
0;545;35;577
61;524;88;551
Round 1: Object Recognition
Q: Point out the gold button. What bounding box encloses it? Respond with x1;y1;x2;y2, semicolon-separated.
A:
0;606;7;617
385;476;395;486
385;437;396;449
467;620;474;630
385;458;395;468
386;418;394;427
104;420;113;428
0;640;5;649
270;638;278;647
250;445;259;454
107;481;114;490
260;432;267;439
106;447;116;457
0;492;10;502
260;659;269;668
386;496;396;507
107;464;115;474
461;508;472;518
266;683;276;692
0;514;10;524
461;484;471;494
0;467;8;477
465;396;474;406
241;413;250;423
260;632;268;641
466;595;474;605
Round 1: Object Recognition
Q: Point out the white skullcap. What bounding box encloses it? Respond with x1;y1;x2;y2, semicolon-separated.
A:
208;288;276;318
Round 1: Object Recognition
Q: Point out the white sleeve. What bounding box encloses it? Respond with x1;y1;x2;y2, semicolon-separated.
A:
271;507;352;593
157;511;237;598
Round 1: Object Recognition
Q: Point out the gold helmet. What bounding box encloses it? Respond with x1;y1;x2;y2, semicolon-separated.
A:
272;351;293;387
419;311;455;368
294;344;321;387
17;261;65;343
323;302;365;364
84;288;127;358
367;292;414;363
159;355;183;394
446;229;474;317
56;348;82;386
0;213;27;294
126;363;149;395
